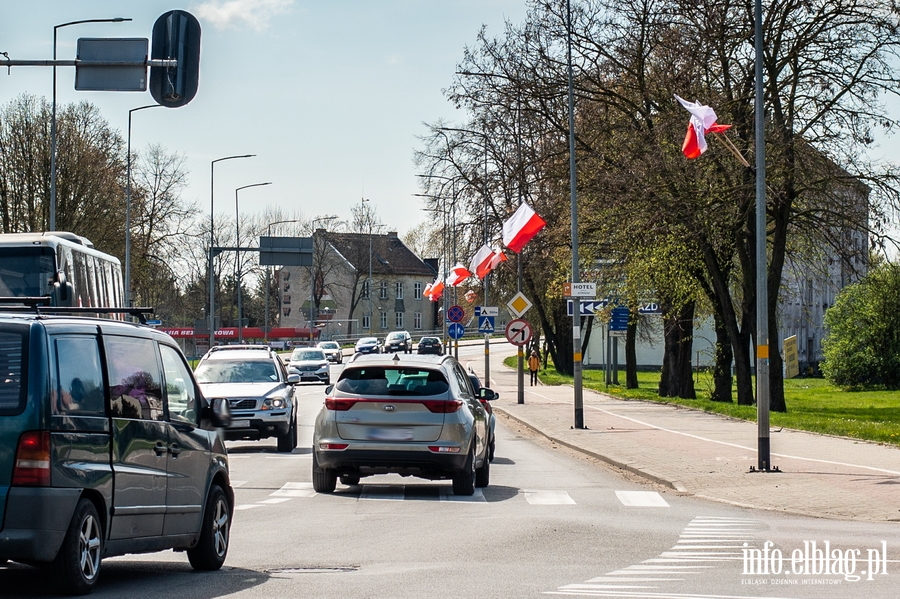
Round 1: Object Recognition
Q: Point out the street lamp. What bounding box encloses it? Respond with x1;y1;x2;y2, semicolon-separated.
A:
125;104;162;307
264;219;301;340
209;155;255;347
51;17;131;231
235;182;272;342
309;216;337;344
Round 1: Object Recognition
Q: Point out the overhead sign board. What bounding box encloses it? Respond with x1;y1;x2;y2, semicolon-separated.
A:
564;282;596;297
75;38;148;91
259;236;312;266
507;292;533;318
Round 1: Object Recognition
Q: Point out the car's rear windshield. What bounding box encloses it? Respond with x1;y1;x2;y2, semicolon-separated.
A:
292;350;325;361
195;359;278;383
336;366;449;396
0;324;29;415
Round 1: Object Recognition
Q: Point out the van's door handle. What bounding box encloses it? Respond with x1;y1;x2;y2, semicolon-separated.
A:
169;444;181;457
154;442;166;457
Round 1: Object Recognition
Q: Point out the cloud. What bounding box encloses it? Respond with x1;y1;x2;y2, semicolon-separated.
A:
191;0;294;31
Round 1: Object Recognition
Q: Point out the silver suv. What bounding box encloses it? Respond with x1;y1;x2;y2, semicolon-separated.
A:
195;345;299;452
312;353;496;495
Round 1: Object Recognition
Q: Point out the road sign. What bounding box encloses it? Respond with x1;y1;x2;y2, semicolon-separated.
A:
563;282;596;297
150;10;202;107
448;322;465;339
145;319;162;326
475;306;498;317
566;299;663;316
76;38;149;91
447;305;465;323
478;316;495;333
505;319;532;346
609;306;630;332
507;292;532;318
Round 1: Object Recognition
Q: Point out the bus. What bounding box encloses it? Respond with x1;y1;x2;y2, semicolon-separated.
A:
0;232;124;308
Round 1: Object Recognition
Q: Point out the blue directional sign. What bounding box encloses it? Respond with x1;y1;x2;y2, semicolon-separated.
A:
609;306;630;332
477;316;495;333
566;299;663;316
448;322;465;339
145;319;162;326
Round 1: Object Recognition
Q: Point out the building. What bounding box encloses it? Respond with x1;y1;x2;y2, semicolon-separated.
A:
279;230;439;340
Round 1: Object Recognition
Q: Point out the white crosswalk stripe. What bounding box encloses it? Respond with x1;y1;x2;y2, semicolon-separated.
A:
616;490;670;507
547;516;767;597
524;490;576;505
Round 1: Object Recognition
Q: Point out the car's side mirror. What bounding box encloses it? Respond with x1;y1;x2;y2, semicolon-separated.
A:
202;397;231;428
478;388;499;401
287;373;300;385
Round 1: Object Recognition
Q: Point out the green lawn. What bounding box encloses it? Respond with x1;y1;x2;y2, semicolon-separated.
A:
506;357;900;448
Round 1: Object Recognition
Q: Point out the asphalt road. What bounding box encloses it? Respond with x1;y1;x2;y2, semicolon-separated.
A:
3;350;898;598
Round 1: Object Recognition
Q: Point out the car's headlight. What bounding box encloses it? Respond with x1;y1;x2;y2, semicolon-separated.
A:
316;364;329;373
261;397;287;410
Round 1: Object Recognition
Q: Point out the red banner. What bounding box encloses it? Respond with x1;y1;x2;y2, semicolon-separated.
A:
159;327;320;339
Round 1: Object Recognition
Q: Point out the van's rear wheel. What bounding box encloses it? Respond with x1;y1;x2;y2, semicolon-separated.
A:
51;498;102;595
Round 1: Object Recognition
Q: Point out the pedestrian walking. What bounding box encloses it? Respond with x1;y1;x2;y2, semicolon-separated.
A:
528;350;540;386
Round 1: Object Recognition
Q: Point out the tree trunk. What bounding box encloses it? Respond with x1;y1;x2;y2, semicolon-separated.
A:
626;316;638;389
710;313;734;402
659;301;696;399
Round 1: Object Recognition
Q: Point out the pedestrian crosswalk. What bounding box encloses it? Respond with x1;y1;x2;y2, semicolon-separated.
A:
547;516;769;598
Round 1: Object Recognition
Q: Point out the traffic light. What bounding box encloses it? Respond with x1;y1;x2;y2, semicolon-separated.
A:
149;10;201;108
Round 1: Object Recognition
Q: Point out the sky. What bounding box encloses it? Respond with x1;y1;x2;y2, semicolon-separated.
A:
0;0;531;238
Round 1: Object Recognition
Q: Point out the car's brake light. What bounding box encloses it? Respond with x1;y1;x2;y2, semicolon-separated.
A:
319;443;349;450
421;399;463;413
12;431;51;486
428;446;461;453
325;397;357;411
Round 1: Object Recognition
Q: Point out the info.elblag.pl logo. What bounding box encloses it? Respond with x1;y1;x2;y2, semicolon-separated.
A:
742;541;889;584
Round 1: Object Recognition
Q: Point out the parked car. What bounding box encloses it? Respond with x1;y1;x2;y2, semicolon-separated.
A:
384;330;412;354
416;336;443;355
195;345;300;452
466;367;497;461
355;337;382;354
0;308;233;595
288;347;331;384
312;353;496;495
317;340;343;364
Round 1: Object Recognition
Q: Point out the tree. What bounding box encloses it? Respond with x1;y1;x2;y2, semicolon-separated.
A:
821;261;900;389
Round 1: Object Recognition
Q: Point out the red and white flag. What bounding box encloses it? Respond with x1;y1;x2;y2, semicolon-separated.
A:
502;203;546;253
469;245;494;279
422;282;433;299
445;263;472;287
428;279;444;301
674;94;731;159
488;247;507;270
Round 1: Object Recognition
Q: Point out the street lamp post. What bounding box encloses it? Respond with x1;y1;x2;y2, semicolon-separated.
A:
125;104;162;307
235;182;272;343
209;155;255;347
51;17;130;231
309;216;337;344
264;219;301;341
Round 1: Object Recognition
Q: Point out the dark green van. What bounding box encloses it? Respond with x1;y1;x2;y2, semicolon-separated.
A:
0;311;233;594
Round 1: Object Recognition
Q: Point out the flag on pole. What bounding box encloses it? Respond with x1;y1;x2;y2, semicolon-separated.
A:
469;245;494;279
674;94;732;159
445;263;471;287
502;203;546;253
422;282;433;299
488;247;507;270
429;279;444;301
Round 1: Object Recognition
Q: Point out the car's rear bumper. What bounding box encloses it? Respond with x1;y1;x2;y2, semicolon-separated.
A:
224;414;291;440
0;487;82;562
315;447;468;478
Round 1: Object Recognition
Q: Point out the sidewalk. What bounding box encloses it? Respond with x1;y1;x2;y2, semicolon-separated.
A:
480;356;900;522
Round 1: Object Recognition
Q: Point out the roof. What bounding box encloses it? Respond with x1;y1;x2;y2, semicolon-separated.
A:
323;232;436;277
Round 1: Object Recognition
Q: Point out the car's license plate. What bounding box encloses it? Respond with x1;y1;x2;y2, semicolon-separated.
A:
367;427;413;441
230;419;250;428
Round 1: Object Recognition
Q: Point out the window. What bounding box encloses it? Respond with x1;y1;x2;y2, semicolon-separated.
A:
0;325;28;414
380;311;388;329
106;336;164;421
395;312;404;328
379;281;388;299
52;336;104;416
362;314;371;330
414;312;422;330
160;345;197;425
361;280;369;299
414;282;422;299
395;281;404;299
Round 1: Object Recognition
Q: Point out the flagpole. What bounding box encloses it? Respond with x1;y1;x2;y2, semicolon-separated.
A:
567;0;585;429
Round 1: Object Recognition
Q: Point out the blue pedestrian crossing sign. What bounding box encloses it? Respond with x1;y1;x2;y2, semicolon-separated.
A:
448;323;465;339
478;316;495;333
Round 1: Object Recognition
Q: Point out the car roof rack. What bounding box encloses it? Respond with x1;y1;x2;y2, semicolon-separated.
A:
0;297;154;324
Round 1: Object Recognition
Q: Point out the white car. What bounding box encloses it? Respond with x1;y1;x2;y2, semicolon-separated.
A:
317;340;343;364
288;348;331;385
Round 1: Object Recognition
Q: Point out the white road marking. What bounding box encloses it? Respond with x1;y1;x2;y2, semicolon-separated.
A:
615;490;670;507
272;482;317;497
524;490;576;505
234;504;263;511
259;497;293;504
231;480;248;487
440;488;486;502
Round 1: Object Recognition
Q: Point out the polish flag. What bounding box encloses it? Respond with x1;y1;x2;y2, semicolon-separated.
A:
469;245;494;279
429;279;444;301
488;248;507;270
674;94;732;159
502;203;546;253
422;283;433;299
445;263;472;287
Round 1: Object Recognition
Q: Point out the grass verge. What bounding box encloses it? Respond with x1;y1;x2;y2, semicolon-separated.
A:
505;357;900;448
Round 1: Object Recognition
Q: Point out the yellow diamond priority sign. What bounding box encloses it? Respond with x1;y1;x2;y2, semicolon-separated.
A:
507;292;533;318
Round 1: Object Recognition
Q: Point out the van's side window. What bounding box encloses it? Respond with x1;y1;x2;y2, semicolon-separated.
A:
160;344;197;425
52;336;104;416
106;336;164;421
0;326;28;414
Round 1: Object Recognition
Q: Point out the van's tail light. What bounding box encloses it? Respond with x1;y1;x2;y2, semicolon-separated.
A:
12;431;51;486
325;397;357;411
421;399;463;413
